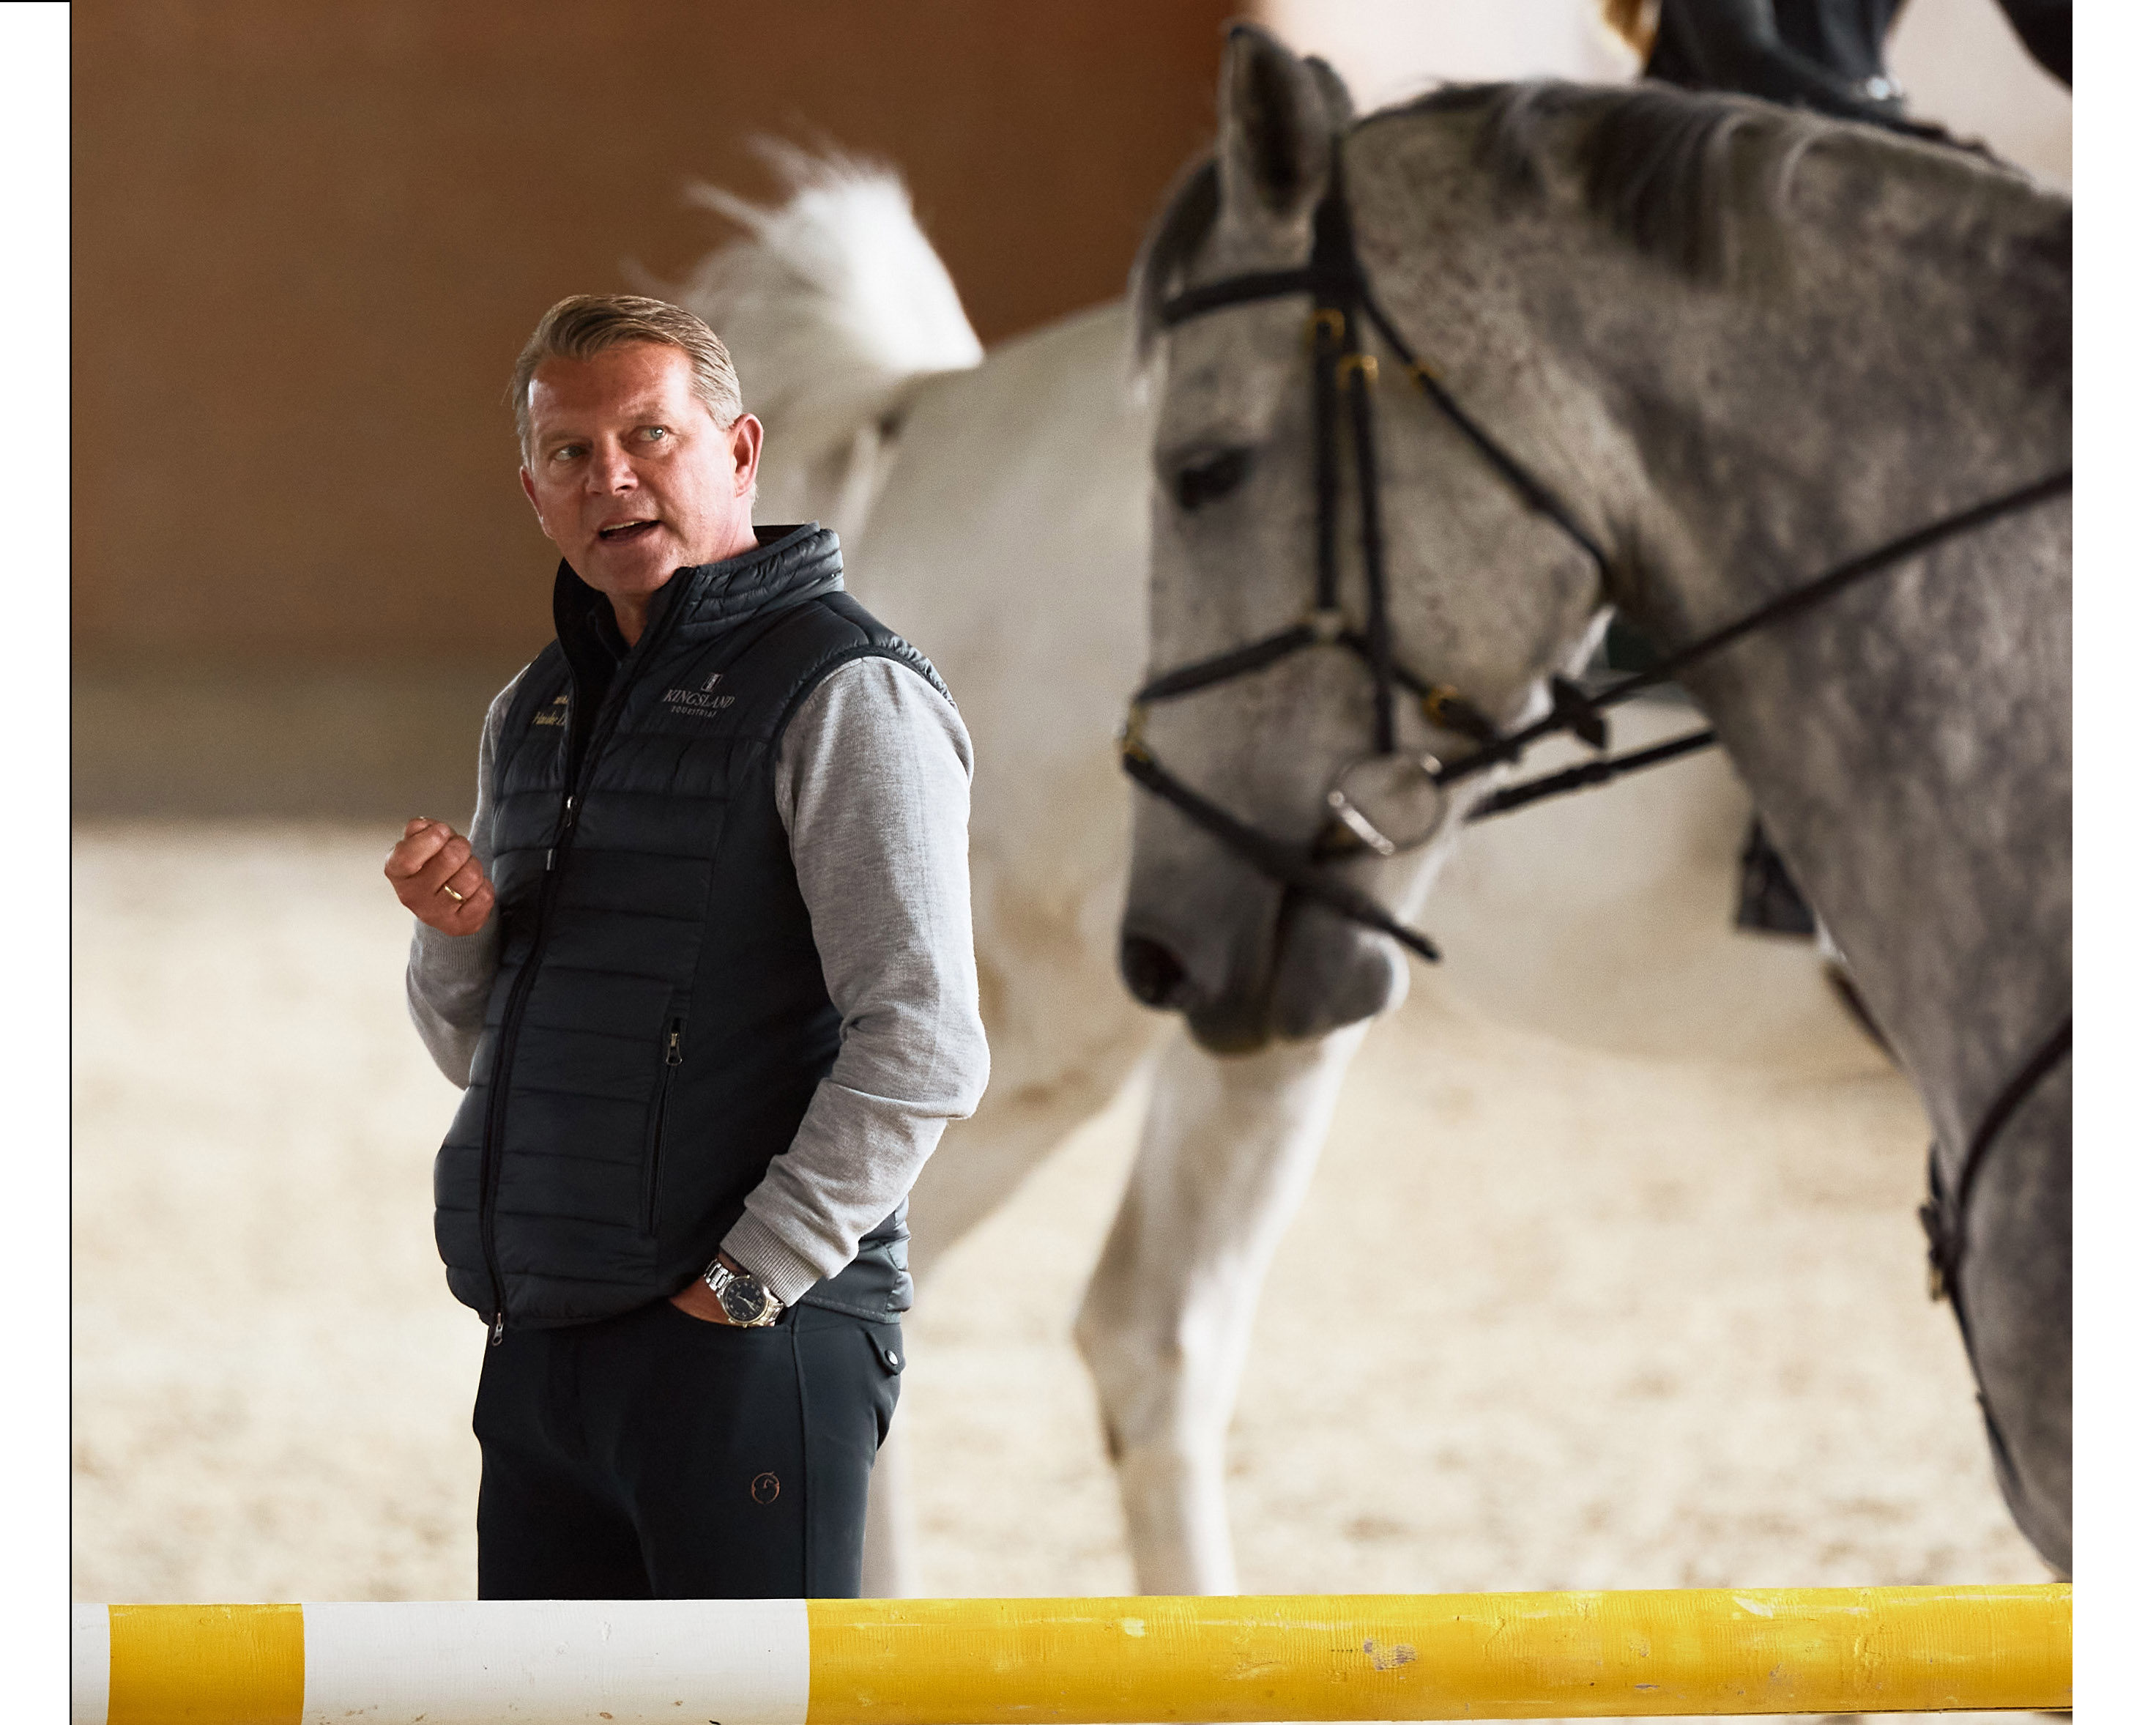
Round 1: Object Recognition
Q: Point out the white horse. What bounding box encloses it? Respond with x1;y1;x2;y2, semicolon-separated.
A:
669;151;1877;1595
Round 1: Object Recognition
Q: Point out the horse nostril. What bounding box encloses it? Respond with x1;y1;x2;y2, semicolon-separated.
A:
1120;934;1189;1009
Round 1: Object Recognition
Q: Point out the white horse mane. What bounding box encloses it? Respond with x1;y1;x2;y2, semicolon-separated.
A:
650;144;985;535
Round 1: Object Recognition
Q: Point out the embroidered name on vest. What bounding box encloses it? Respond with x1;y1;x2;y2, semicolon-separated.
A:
532;693;568;727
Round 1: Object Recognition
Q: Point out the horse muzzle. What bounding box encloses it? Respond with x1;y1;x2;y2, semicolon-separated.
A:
1119;900;1408;1054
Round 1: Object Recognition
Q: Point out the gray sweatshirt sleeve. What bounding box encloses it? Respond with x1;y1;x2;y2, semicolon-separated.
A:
720;656;991;1304
404;670;521;1086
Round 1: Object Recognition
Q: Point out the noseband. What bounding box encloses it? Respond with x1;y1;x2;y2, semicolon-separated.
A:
1121;160;2070;967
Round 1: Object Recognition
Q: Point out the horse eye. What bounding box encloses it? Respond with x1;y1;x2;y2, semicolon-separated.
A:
1174;448;1252;511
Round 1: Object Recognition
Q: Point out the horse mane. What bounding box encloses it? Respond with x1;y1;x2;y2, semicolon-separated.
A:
1134;78;1843;348
1452;80;1830;281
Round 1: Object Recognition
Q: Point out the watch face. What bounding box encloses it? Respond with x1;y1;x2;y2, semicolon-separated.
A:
718;1275;768;1324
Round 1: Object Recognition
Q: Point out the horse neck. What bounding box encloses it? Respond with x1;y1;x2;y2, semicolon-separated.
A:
1563;136;2070;1146
1370;108;2071;1144
1580;136;2071;642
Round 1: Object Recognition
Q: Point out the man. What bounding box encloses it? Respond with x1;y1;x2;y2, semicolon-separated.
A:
384;294;989;1600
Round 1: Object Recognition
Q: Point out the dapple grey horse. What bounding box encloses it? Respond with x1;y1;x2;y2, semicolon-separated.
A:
1120;27;2069;1572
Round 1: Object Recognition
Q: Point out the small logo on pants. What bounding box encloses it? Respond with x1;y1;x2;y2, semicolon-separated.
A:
750;1472;781;1504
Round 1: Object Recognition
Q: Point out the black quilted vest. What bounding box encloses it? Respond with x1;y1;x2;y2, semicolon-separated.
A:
432;524;951;1332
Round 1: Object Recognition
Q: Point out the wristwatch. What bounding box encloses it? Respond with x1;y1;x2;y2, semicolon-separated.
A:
701;1257;784;1327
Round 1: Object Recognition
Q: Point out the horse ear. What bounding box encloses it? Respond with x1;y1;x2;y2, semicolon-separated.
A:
1217;25;1337;231
1304;55;1357;132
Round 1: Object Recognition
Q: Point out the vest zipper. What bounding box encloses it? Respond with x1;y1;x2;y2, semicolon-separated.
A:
477;787;580;1344
474;606;677;1344
546;793;576;873
644;1017;685;1234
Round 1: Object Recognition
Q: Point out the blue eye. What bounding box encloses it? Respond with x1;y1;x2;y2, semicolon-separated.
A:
641;426;668;442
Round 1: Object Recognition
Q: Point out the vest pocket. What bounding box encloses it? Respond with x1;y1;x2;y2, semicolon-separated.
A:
643;1016;685;1235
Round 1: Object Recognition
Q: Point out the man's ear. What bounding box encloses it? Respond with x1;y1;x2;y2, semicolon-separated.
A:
729;412;764;497
518;465;546;526
1216;24;1338;234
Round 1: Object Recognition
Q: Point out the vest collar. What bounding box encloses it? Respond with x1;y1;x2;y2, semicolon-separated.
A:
551;522;845;673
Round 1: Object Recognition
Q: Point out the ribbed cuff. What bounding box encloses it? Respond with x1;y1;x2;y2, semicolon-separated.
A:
718;1214;825;1308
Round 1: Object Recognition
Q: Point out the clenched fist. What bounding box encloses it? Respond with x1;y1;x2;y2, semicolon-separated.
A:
385;817;495;935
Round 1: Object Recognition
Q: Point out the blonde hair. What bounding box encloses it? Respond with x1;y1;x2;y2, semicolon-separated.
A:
510;294;744;454
1600;0;1659;58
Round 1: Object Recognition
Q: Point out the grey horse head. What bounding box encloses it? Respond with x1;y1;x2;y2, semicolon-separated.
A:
1118;29;1611;1053
1118;26;2067;1061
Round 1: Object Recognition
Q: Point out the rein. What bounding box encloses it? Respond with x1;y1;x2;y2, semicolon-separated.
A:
1921;1014;2073;1311
1123;160;2071;966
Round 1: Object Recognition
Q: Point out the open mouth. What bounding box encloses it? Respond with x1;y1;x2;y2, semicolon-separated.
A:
597;519;661;544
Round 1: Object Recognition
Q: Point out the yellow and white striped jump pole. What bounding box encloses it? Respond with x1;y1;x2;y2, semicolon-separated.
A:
71;1584;2070;1724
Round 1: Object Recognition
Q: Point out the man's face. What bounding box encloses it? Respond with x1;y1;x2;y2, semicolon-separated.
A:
518;342;762;609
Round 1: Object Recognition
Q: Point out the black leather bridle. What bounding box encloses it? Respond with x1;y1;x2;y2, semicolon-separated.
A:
1121;160;2071;969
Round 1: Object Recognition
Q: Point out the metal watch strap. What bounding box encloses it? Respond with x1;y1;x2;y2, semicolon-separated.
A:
700;1258;782;1327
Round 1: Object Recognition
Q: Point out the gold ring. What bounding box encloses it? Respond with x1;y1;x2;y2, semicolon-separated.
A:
440;884;466;903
